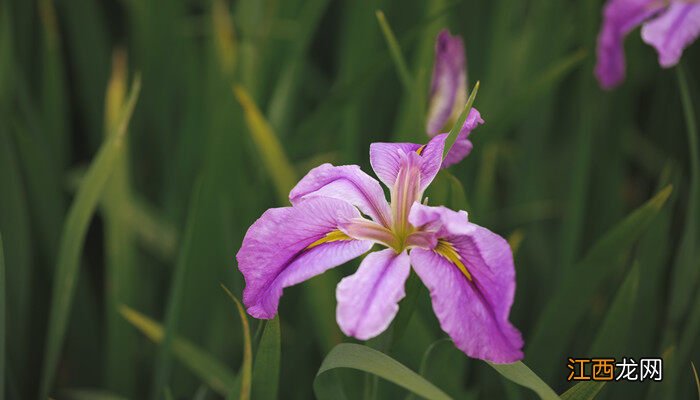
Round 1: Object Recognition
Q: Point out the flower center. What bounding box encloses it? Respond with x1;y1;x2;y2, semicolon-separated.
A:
389;152;424;252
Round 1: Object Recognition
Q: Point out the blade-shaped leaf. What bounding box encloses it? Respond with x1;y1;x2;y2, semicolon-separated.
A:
120;306;237;396
232;85;297;205
486;361;559;400
39;76;141;400
315;343;452;400
0;233;5;397
222;285;252;400
528;185;672;379
375;10;413;91
443;82;479;160
589;263;639;355
252;318;281;400
61;389;129;400
560;382;605;400
151;178;202;400
692;362;700;399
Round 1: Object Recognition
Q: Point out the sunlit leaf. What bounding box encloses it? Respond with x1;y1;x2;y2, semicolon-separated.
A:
120;306;237;396
560;382;605;400
233;85;297;205
486;361;559;400
315;343;451;400
39;76;141;400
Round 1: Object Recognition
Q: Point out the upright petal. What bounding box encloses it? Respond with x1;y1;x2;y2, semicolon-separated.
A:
236;197;373;319
641;2;700;67
289;163;392;227
427;30;467;136
370;134;445;192
594;0;665;89
336;249;411;340
410;221;523;363
369;142;422;188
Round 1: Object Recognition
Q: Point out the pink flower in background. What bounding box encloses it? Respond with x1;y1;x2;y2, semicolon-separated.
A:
427;29;484;168
236;132;523;363
595;0;700;89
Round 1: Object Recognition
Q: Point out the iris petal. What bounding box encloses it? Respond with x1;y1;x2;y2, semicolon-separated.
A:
236;197;373;319
641;2;700;68
410;221;523;363
290;163;392;227
336;249;411;340
595;0;665;89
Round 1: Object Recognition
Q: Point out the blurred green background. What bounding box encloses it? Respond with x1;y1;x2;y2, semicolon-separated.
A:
0;0;699;399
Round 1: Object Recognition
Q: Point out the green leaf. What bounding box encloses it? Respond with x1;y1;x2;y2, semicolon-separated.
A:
692;362;700;399
38;76;141;400
120;306;237;396
486;361;559;400
375;10;413;92
314;343;452;400
443;81;479;160
151;178;203;400
560;382;605;400
589;263;639;355
664;65;700;381
527;185;672;379
233;84;297;205
222;285;252;400
61;389;130;400
0;233;5;398
252;318;281;400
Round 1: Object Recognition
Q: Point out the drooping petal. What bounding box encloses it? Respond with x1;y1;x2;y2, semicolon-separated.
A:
408;202;470;238
370;134;445;191
236;197;373;319
426;29;467;136
641;2;700;67
289;163;392;227
410;222;523;363
594;0;666;89
336;249;411;340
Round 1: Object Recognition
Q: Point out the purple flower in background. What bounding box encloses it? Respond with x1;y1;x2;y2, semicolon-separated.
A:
236;134;523;363
427;29;484;168
595;0;700;89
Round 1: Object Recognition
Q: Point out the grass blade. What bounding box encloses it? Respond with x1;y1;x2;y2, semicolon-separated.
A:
151;178;202;400
120;306;237;396
487;361;559;400
443;81;479;159
233;85;297;205
667;62;700;334
314;343;452;400
61;389;129;400
692;362;700;399
528;185;672;380
560;382;605;400
39;76;141;400
375;10;413;92
221;285;252;400
589;263;640;355
0;233;5;397
252;318;281;400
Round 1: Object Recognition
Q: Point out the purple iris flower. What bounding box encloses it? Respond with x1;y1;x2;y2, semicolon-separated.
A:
236;133;524;363
595;0;700;89
427;29;485;168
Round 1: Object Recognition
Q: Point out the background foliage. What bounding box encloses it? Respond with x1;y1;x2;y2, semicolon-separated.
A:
0;0;699;399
